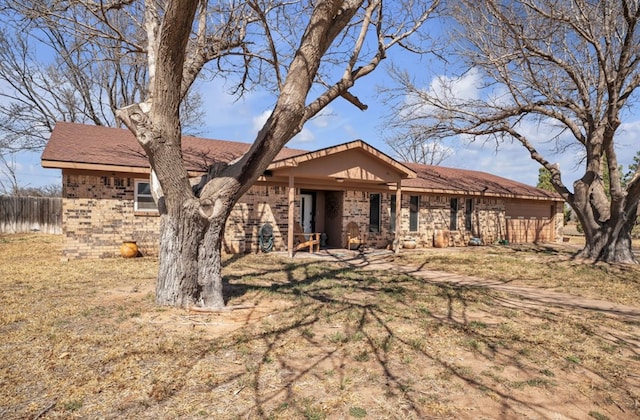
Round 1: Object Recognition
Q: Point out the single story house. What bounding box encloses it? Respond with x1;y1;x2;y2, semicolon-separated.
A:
41;122;564;259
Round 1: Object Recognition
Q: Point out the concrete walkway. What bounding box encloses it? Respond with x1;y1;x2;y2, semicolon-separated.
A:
291;248;640;321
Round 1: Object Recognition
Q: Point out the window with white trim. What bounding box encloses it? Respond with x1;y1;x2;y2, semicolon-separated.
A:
134;179;158;212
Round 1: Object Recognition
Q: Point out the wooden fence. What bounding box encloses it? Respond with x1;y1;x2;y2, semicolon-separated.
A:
0;196;62;234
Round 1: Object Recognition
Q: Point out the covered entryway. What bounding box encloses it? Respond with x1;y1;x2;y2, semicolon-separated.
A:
298;190;344;249
265;140;416;256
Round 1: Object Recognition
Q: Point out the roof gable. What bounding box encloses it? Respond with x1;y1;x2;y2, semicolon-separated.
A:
268;140;416;181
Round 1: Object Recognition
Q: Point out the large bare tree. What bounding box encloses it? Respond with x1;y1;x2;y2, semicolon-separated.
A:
111;0;439;309
388;0;640;263
0;0;204;157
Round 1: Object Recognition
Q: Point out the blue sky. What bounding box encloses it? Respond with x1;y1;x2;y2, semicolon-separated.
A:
7;48;640;192
191;69;640;190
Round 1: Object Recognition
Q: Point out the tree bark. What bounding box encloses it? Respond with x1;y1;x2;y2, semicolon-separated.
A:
576;221;638;263
196;215;228;309
154;196;232;309
572;176;639;264
117;0;436;309
155;200;208;307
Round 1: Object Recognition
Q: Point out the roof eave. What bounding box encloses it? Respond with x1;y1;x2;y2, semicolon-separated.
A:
41;160;207;178
400;186;564;202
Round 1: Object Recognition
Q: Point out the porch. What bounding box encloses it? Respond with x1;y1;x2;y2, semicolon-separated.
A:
262;141;416;257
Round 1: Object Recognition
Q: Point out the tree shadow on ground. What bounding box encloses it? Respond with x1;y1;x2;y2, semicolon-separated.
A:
204;252;640;419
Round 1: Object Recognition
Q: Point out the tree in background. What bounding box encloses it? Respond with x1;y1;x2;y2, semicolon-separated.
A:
624;150;640;237
536;167;554;192
387;0;640;263
624;150;640;186
384;127;453;166
0;0;204;188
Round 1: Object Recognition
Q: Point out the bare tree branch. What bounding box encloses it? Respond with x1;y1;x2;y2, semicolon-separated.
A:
384;0;640;262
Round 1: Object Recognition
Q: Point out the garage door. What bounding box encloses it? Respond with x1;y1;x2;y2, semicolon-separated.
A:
505;201;555;244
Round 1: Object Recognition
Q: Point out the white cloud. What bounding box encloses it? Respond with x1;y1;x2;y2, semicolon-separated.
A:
199;78;273;141
251;110;271;133
291;128;315;143
396;68;485;126
429;68;483;102
614;120;640;169
251;109;316;144
290;106;338;143
309;106;334;128
1;150;61;189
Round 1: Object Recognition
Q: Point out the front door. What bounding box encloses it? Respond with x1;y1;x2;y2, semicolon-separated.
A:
324;191;343;248
300;193;314;233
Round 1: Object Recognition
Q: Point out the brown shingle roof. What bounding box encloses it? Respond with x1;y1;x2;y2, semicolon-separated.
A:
42;122;561;201
42;121;305;172
403;163;560;200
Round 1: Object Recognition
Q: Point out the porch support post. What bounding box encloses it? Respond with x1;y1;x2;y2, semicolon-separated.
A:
394;181;402;254
288;175;295;258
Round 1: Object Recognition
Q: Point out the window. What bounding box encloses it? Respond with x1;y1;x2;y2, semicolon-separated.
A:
465;198;473;231
409;196;419;232
390;195;396;232
134;179;158;212
450;197;458;230
369;193;381;233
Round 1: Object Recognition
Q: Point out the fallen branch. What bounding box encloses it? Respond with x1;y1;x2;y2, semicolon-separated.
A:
33;401;56;420
187;304;256;314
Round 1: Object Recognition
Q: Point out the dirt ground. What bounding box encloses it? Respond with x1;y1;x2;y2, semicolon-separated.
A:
1;235;639;419
109;274;640;420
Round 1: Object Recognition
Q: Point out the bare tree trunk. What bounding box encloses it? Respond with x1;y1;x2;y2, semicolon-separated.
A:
573;178;639;263
154;194;234;309
196;216;228;309
577;221;637;263
118;0;438;309
155;200;208;306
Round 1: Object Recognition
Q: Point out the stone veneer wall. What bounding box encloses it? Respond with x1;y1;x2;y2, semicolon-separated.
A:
342;191;510;249
61;171;292;259
554;202;564;241
61;171;561;258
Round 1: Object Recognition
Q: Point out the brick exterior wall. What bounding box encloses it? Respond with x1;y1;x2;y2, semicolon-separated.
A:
60;170;563;259
62;172;160;259
61;172;293;259
224;185;291;253
339;191;560;249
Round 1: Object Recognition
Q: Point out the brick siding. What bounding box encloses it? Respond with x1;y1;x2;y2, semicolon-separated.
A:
60;171;562;259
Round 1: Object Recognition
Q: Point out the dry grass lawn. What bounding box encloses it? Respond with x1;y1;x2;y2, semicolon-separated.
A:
1;234;639;419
